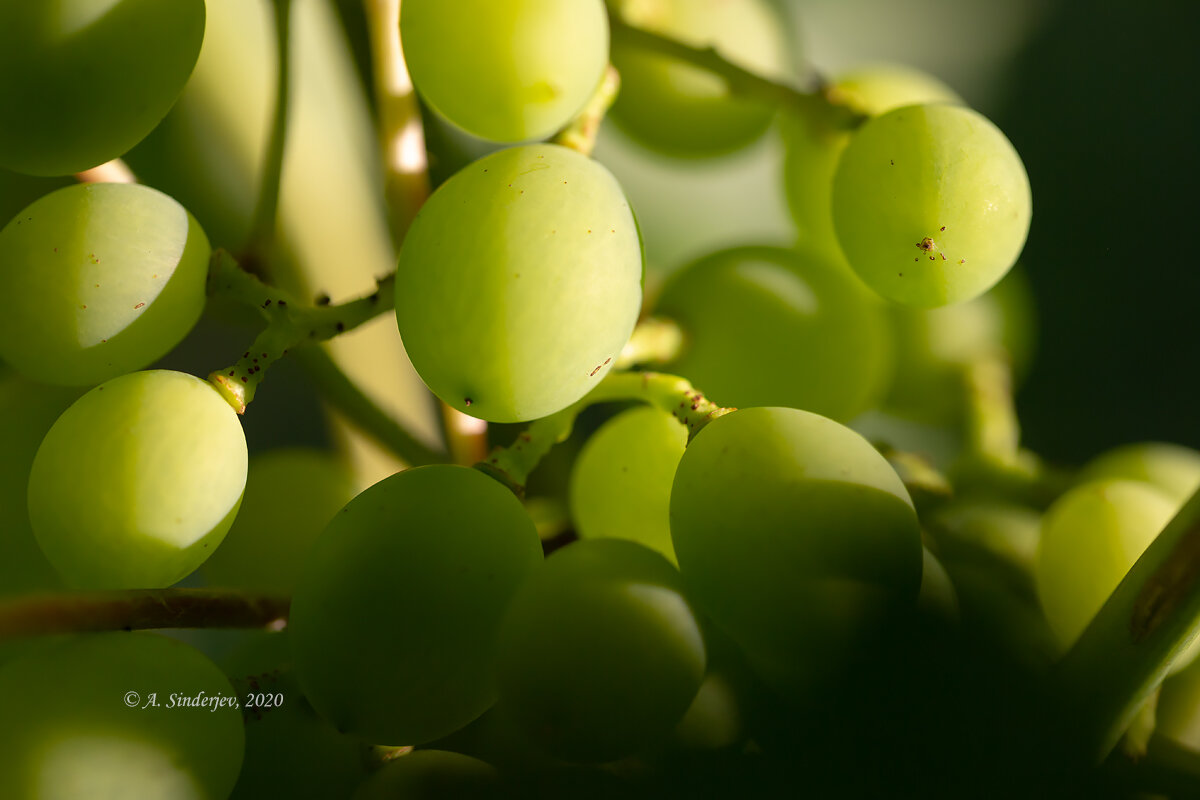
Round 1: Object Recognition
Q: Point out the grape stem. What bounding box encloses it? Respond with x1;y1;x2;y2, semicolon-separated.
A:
553;64;621;156
244;0;294;265
613;316;686;368
363;0;430;243
1053;484;1200;762
478;370;734;492
607;14;864;131
205;249;395;414
0;589;289;641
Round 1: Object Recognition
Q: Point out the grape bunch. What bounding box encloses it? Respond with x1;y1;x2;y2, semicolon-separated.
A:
0;1;1192;799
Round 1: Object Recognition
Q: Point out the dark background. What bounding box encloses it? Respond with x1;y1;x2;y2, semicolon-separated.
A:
995;0;1199;464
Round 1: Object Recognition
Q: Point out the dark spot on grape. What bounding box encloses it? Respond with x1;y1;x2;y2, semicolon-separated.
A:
262;298;272;308
244;352;251;358
464;397;473;406
80;304;86;309
929;255;935;260
134;302;144;309
604;358;611;365
241;377;248;383
278;299;287;307
899;273;904;277
336;322;345;332
122;625;131;631
916;237;935;252
590;365;601;376
316;293;331;306
941;253;947;261
959;259;966;264
914;257;919;262
229;371;235;377
940;226;946;231
890;159;894;165
262;353;268;358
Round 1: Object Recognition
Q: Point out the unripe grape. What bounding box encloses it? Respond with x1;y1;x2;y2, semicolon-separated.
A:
569;406;687;563
0;633;244;799
496;539;706;762
290;465;543;745
832;104;1031;307
783;63;961;250
670;407;922;699
1077;442;1200;506
1035;479;1176;649
654;245;892;421
401;0;608;143
0;1;205;175
609;0;788;157
0;183;211;387
395;145;642;422
27;370;247;589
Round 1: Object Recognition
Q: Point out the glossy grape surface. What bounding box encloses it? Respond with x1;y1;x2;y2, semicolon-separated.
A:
401;0;608;142
395;145;641;422
670;407;922;698
1035;479;1175;648
0;1;205;175
1077;442;1200;505
832;104;1031;307
289;464;543;745
27;370;247;589
0;183;210;386
609;0;788;156
655;245;891;420
569;406;686;563
783;63;960;251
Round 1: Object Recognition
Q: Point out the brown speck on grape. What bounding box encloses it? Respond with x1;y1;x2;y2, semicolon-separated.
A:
228;371;235;377
336;322;345;332
80;304;86;309
244;352;251;358
929;255;935;260
916;237;935;252
316;293;331;306
940;226;946;231
590;365;601;376
604;358;611;365
890;159;894;165
241;377;247;383
959;259;966;264
941;253;947;261
262;298;272;308
278;299;287;307
134;302;144;309
464;397;473;406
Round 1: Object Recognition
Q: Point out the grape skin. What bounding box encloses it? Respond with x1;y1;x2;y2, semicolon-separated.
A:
289;464;543;745
0;183;211;387
394;145;642;423
203;449;357;593
1035;479;1176;650
0;633;244;800
569;406;687;563
401;0;608;143
609;0;788;157
0;1;206;176
783;63;961;251
670;406;922;699
831;103;1032;308
27;370;248;590
654;245;892;421
495;538;706;763
1077;442;1200;505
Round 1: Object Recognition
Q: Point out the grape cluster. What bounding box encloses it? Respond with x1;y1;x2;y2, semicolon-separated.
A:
0;1;1191;799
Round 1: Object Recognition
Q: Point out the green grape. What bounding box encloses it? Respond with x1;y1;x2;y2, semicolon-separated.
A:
203;449;357;593
0;1;205;175
27;370;247;590
0;375;81;596
929;500;1041;586
353;751;498;800
495;539;705;763
1158;654;1200;752
0;632;244;799
653;245;891;421
669;407;922;699
831;104;1032;307
222;633;369;800
0;183;211;386
569;406;687;563
886;267;1035;423
401;0;608;143
918;546;959;622
1035;479;1176;649
1077;442;1200;505
783;63;961;251
290;465;543;745
395;145;641;423
609;0;788;157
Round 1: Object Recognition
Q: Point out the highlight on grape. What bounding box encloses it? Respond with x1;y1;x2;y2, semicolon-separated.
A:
0;1;1191;798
